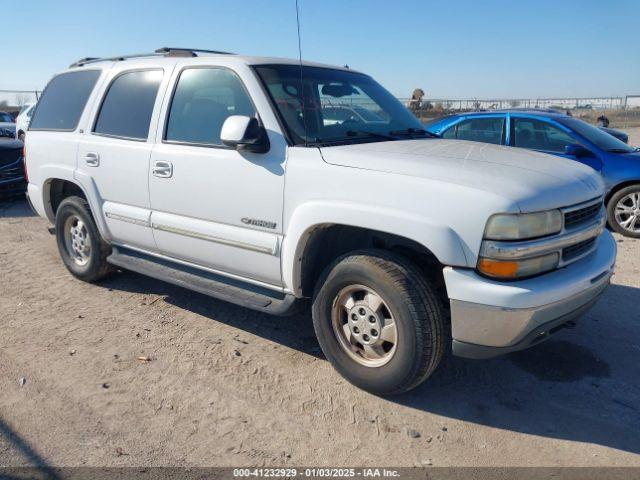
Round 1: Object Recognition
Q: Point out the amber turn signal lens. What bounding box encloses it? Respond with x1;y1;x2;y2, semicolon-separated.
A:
478;252;560;280
477;258;519;278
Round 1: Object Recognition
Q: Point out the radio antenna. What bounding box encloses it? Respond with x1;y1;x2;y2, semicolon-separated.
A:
295;0;308;145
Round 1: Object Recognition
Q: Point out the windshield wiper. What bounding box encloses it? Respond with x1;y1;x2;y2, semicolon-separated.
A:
345;130;398;141
389;127;438;138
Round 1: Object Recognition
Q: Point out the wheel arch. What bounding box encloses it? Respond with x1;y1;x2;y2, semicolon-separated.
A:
41;173;110;240
282;202;468;299
605;179;640;206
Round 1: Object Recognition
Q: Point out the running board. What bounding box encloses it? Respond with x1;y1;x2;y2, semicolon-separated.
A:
107;247;300;315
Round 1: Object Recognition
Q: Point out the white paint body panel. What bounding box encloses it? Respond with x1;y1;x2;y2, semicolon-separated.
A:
25;53;610;318
147;60;286;284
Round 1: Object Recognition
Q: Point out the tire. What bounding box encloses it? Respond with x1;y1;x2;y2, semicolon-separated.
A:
18;132;25;142
312;249;446;395
55;195;114;282
607;185;640;238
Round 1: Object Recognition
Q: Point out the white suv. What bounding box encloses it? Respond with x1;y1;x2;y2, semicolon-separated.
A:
25;48;616;394
16;102;36;142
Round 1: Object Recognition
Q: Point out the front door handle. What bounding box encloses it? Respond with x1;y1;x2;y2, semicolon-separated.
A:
84;152;100;167
152;160;173;178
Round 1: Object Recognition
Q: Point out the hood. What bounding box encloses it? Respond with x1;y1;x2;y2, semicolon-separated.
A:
320;139;604;212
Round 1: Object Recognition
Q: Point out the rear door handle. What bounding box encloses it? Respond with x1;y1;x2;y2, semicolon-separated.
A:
152;160;173;178
84;152;100;167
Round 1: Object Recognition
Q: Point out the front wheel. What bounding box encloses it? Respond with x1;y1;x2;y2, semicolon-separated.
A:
312;250;446;395
607;185;640;238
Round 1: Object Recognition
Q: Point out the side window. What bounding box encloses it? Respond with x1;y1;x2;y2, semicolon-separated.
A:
441;125;457;139
94;70;163;140
513;118;575;152
30;70;101;131
454;117;504;145
165;68;256;146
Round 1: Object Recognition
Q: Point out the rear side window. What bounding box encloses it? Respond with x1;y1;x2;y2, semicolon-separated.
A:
446;117;505;145
94;70;163;140
30;70;101;131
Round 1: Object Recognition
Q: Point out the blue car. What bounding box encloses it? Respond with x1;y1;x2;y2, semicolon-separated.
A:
427;110;640;237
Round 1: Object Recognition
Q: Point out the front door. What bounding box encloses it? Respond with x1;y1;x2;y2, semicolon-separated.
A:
148;66;286;287
510;116;603;171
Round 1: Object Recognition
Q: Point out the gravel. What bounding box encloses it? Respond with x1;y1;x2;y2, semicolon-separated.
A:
1;197;639;468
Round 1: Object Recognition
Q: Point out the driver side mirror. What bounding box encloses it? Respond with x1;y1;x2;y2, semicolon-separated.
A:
221;115;270;154
564;143;593;158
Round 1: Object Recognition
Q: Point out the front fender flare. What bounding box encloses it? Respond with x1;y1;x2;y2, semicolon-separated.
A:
281;201;469;295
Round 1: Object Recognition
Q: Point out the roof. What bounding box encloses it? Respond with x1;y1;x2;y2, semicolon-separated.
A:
456;109;570;119
68;47;357;73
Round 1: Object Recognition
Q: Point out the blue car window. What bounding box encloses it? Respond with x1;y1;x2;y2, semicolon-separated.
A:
443;117;504;145
513;118;575;153
441;125;457;139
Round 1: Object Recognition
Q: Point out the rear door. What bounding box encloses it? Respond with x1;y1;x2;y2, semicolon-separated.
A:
510;116;603;170
76;65;173;251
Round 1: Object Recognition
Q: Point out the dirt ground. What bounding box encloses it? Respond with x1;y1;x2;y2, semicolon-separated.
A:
0;197;639;469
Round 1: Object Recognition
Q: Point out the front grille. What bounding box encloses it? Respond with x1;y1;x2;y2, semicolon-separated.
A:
0;165;23;182
0;146;22;168
564;202;601;229
562;237;597;262
0;157;24;183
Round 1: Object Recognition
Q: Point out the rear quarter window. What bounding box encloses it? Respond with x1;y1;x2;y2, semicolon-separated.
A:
30;70;101;131
93;70;163;140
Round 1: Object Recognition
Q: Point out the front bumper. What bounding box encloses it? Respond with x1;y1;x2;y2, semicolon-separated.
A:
444;230;616;359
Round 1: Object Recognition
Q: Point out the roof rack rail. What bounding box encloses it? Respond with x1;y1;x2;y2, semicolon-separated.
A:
69;47;234;68
155;47;235;56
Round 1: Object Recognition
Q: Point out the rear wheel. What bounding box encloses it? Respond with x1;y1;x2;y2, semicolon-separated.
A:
55;196;114;282
312;250;445;395
607;185;640;238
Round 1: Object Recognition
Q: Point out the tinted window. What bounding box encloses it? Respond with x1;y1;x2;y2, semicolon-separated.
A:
255;64;425;145
30;70;100;131
444;117;504;144
165;68;255;145
441;125;456;139
94;70;162;140
0;112;12;122
559;117;635;153
513;117;575;152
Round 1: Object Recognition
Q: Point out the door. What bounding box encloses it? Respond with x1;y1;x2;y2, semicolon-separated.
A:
76;69;166;251
510;116;603;171
148;66;286;287
440;115;506;145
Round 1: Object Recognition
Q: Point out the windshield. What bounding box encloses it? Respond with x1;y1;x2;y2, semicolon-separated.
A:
560;117;635;153
0;112;13;123
254;65;426;145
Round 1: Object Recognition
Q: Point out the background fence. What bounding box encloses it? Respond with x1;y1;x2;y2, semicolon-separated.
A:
0;90;41;115
1;88;639;128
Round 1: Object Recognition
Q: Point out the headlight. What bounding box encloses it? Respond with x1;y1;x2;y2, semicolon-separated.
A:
484;210;562;240
477;252;559;280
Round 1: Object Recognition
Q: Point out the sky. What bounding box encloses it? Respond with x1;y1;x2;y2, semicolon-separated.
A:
2;0;639;99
